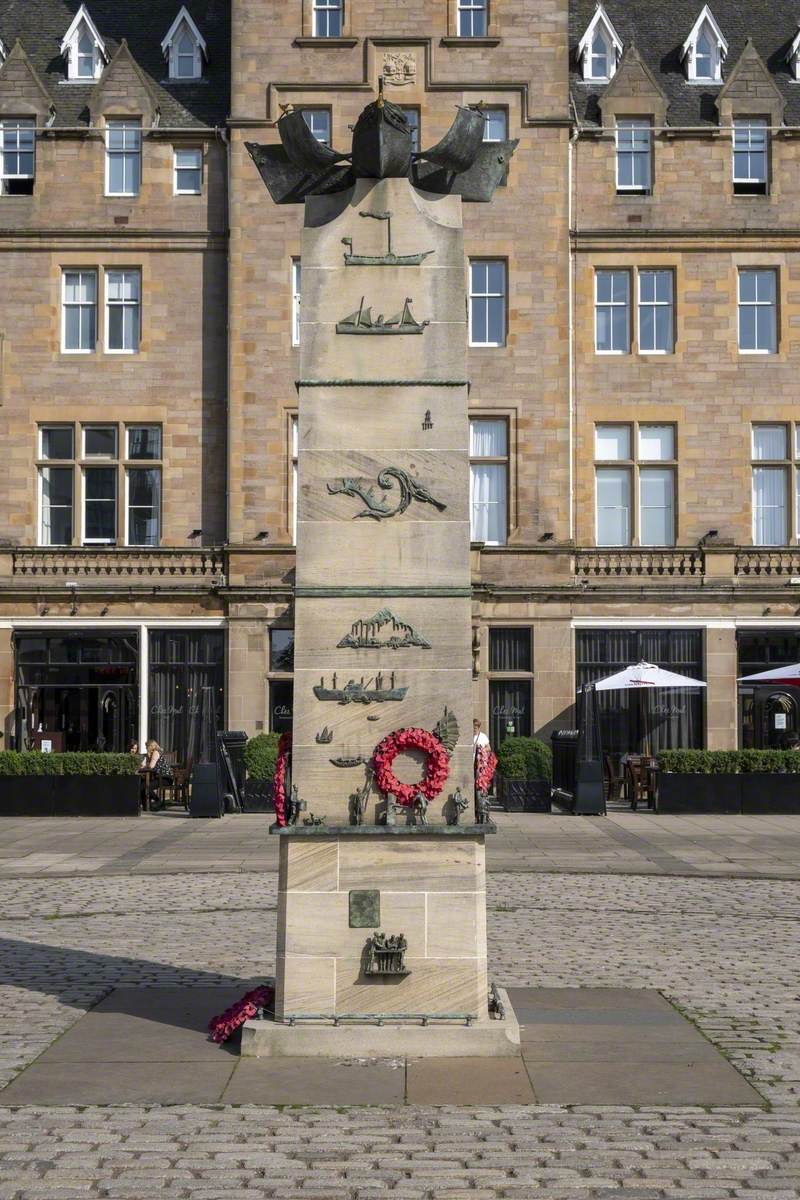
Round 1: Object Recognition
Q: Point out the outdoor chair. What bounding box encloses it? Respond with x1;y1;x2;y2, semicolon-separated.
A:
604;754;624;804
624;759;655;811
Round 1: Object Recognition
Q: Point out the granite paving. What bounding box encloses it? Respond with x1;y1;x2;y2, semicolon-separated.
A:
0;817;797;1196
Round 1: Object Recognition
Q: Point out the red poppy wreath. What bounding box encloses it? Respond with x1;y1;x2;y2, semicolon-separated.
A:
272;730;292;827
372;727;451;807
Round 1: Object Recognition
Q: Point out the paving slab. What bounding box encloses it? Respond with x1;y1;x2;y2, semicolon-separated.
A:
406;1056;536;1105
39;987;247;1063
525;1059;764;1107
222;1057;406;1105
0;1059;236;1106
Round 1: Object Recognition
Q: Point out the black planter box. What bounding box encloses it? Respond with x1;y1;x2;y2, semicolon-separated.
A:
498;777;551;813
243;778;275;813
740;773;800;814
0;775;140;817
656;774;741;814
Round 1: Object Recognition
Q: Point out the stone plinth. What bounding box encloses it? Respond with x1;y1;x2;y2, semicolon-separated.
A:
274;826;492;1022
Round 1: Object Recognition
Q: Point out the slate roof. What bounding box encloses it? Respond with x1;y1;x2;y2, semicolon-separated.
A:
571;0;800;127
0;0;230;128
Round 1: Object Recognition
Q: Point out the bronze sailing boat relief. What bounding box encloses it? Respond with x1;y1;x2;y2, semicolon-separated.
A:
342;211;433;267
336;296;429;335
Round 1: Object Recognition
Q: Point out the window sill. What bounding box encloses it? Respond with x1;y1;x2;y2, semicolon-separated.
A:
61;349;96;356
440;37;502;47
293;36;359;48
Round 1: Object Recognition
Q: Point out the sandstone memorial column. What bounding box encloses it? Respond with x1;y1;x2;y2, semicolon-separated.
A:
243;91;519;1056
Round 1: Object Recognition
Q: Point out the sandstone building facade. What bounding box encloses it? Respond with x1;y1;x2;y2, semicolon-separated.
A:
2;0;800;765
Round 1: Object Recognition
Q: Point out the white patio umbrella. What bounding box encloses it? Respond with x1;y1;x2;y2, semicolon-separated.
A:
593;661;707;755
738;663;800;687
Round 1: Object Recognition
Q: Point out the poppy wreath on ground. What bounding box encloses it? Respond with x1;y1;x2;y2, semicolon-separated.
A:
272;731;292;827
208;983;275;1043
372;726;451;806
475;744;498;794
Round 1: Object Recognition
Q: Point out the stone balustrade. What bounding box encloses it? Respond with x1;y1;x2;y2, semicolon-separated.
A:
575;548;704;579
10;547;224;587
735;550;800;577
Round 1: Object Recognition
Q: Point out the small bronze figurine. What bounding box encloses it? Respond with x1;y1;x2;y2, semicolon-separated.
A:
447;787;469;826
287;785;306;826
412;791;428;825
349;770;373;826
475;789;491;825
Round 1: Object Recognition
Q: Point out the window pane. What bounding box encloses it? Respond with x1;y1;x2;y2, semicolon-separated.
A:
270;629;295;672
640;469;674;546
739;304;757;351
84;427;117;458
489;628;531;672
108;156;125;194
127;426;161;459
41;427;73;460
470;419;507;457
85;467;116;500
753;425;787;460
489;680;531;749
753;466;788;545
123;304;140;351
64;306;82;350
302;110;331;145
470;463;507;544
595;425;630;461
638;425;674;461
42;466;73;507
596;467;631;546
483;109;507;142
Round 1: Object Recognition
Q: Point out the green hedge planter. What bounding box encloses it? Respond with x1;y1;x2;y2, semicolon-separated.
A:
495;737;553;814
656;749;800;814
0;752;140;816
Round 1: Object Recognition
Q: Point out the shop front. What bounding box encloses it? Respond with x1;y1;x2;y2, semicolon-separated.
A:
738;629;800;749
13;624;225;764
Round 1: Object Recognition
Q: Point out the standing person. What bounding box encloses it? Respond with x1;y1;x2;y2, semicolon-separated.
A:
473;718;490;767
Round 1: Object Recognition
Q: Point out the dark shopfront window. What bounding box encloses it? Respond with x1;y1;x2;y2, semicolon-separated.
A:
15;632;138;752
148;631;224;765
738;629;800;749
576;628;704;756
488;628;533;750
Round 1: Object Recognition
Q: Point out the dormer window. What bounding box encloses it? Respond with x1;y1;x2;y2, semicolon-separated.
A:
786;28;800;80
60;6;107;82
578;5;623;82
682;6;727;83
161;7;207;81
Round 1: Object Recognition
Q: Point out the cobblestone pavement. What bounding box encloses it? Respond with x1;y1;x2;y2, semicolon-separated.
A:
0;867;798;1198
2;810;800;878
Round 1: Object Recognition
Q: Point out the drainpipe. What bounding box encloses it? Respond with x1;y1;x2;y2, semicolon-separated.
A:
568;102;580;544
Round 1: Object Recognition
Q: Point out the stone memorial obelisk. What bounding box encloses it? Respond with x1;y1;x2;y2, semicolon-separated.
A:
244;92;518;1055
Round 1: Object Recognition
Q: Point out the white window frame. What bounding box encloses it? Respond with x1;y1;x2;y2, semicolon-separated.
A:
82;424;117;459
60;7;107;82
61;269;98;355
301;109;331;146
105;269;141;355
173;146;202;195
161;7;207;80
126;424;162;461
0;118;35;191
577;4;623;82
291;259;301;347
738;269;777;356
125;466;162;547
637;269;674;355
105;120;142;198
615;119;651;193
594;423;677;547
38;466;74;547
291;415;299;544
733;119;768;192
594;269;630;355
313;0;344;38
482;108;507;143
82;465;118;546
682;8;727;83
457;0;488;38
468;259;507;348
470;417;509;546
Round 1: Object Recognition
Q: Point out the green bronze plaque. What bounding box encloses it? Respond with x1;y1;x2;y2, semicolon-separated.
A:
349;890;380;928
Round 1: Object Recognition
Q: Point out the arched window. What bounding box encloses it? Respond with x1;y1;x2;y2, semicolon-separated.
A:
590;29;610;79
694;27;714;79
175;29;196;78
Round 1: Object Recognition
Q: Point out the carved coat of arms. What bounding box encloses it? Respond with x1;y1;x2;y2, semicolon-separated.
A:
382;52;417;86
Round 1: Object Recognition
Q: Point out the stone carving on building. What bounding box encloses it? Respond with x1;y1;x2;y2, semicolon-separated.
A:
327;466;447;521
382;51;417;87
433;707;460;754
337;608;431;650
315;726;334;744
336;296;429;335
330;755;370;768
342;211;433;267
313;672;408;704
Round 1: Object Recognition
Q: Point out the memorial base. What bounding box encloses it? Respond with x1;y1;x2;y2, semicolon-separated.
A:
240;988;520;1058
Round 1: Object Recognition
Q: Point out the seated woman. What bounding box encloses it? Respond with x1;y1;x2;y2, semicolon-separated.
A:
139;739;169;811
